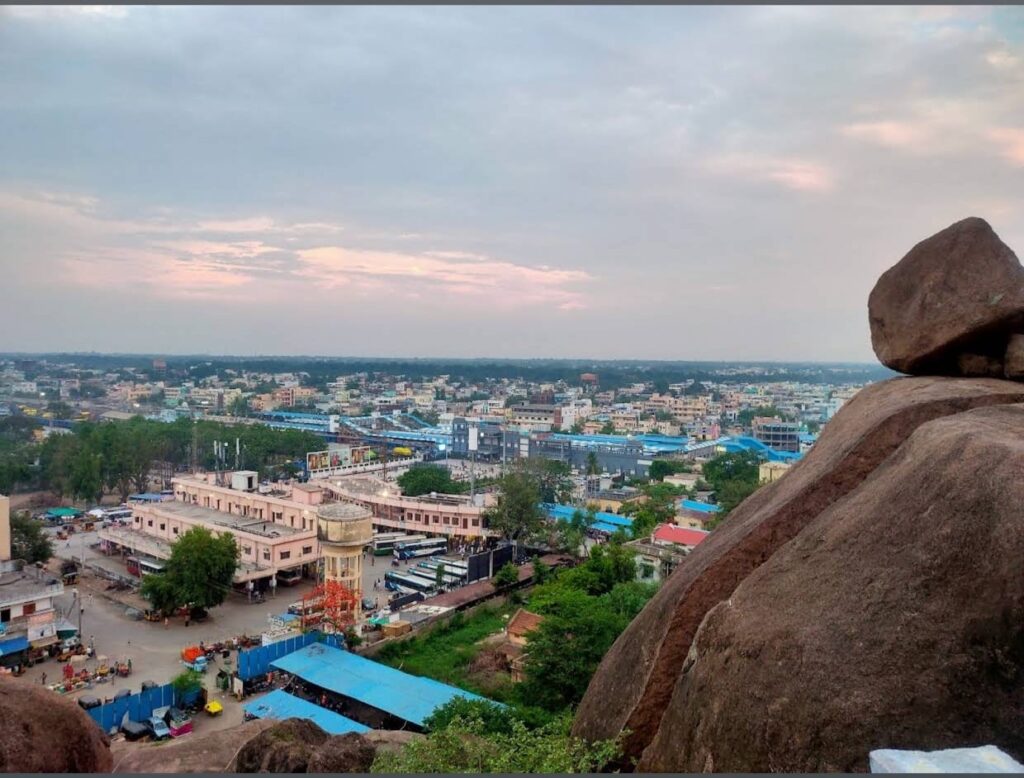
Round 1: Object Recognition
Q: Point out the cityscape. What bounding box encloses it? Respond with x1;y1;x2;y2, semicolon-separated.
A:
2;3;1024;775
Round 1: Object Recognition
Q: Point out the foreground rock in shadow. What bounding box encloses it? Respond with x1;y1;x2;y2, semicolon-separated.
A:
112;719;276;773
868;217;1024;376
0;677;113;773
641;403;1024;771
572;376;1024;766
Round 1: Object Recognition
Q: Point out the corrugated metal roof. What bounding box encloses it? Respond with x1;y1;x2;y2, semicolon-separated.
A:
653;524;710;547
243;689;369;735
678;499;721;514
270;643;493;726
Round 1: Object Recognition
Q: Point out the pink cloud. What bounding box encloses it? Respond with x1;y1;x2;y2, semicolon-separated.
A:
296;246;591;310
706;154;834;193
840;121;930;148
989;128;1024;166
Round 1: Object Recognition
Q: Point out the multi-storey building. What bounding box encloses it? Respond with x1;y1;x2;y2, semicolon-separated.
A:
451;418;520;462
752;417;802;453
508;404;562;432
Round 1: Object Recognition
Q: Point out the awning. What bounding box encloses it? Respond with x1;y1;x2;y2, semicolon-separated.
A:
30;635;59;649
0;636;30;656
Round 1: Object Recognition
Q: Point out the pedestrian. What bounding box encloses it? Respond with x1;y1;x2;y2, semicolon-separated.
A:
127;658;132;672
185;615;190;628
164;617;169;629
41;672;47;686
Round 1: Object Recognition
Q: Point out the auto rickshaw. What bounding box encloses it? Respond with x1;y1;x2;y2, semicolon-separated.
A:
204;699;223;716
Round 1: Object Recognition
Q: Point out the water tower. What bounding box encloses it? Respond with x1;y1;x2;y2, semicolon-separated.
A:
316;502;373;616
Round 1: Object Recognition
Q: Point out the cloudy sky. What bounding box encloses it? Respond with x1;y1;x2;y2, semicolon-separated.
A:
1;5;1022;361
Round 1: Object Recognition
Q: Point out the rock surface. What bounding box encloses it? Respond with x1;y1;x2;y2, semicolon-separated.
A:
572;376;1024;765
307;732;377;773
112;719;276;773
230;718;330;772
0;677;113;773
639;404;1024;771
868;217;1024;376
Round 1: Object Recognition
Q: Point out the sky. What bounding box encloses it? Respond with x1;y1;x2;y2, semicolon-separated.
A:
1;5;1023;362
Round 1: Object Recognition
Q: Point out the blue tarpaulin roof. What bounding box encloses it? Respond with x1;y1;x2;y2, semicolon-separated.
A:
271;642;492;726
544;503;634;536
678;499;721;514
0;636;30;656
243;689;369;735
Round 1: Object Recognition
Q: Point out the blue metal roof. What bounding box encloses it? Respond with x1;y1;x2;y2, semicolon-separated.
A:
0;636;30;656
243;689;369;735
544;503;634;531
678;499;721;514
270;642;493;726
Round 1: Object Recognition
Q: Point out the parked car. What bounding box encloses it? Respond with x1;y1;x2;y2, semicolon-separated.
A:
361;597;377;614
120;720;150;741
77;696;102;710
147;716;171;740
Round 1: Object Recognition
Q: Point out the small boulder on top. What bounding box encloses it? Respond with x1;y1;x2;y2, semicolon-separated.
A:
868;217;1024;377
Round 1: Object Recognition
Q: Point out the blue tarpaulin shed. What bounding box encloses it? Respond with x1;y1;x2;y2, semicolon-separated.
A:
0;636;29;656
243;690;369;735
271;642;492;726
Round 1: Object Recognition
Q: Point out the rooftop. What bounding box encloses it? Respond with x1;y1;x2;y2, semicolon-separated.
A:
0;569;63;606
146;502;308;538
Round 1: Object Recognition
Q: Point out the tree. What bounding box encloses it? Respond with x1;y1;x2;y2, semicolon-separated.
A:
435;562;447;590
45;401;74;420
702;450;762;488
599;421;616;435
517;458;572;504
492;563;520;590
585;451;600;476
397;464;459;497
485;469;545;542
372;711;621;773
648;459;673;482
227;395;250;417
69;448;103;504
141;527;239;614
570;420;585;434
10;513;53;564
553;509;593;559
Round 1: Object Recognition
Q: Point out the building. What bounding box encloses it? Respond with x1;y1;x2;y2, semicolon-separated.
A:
529;435;652;478
99;472;328;591
0;499;64;667
588;488;644;514
317;502;373;620
752;417;802;453
759;460;793;484
0;495;9;561
325;478;491;541
450;418;520;462
675;499;721;530
508;404;562;432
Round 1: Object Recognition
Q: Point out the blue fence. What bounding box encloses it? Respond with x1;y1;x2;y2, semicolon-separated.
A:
86;682;178;732
237;632;343;681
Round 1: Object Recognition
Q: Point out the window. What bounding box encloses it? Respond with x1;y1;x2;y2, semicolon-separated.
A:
0;609;9;623
172;527;179;535
159;524;165;531
302;546;313;555
147;520;153;527
263;550;271;561
22;602;35;616
280;551;291;560
471;519;479;527
243;546;252;556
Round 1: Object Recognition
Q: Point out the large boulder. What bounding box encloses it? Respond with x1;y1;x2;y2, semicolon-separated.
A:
112;718;276;773
868;217;1024;376
640;403;1024;771
0;677;112;772
307;732;377;773
572;376;1024;765
231;718;330;773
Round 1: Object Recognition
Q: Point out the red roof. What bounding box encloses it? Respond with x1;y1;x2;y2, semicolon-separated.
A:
652;524;710;548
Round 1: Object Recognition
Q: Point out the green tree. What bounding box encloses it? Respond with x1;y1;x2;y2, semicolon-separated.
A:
648;459;673;481
701;450;762;488
485;469;545;542
599;421;616;435
398;464;459;497
435;562;447;590
585;451;599;476
10;513;54;564
492;563;519;590
140;527;239;614
227;395;250;417
553;509;593;559
517;458;572;504
69;447;103;504
45;401;74;420
372;712;621;773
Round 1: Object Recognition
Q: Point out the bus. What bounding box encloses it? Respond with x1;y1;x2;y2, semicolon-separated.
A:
372;533;425;556
395;537;449;560
412;565;464;588
126;556;166;577
276;568;303;586
384;571;436;595
103;508;134;524
415;560;467;583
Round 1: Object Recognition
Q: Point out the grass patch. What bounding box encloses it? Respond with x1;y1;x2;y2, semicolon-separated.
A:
375;605;514;698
